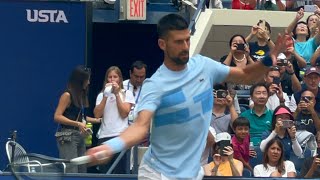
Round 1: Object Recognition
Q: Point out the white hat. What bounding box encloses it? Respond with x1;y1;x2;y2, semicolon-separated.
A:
215;132;231;143
277;53;286;60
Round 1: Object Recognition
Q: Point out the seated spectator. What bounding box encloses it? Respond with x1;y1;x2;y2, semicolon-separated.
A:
263;0;285;11
203;132;243;176
290;67;320;115
286;8;320;64
300;131;320;178
240;83;272;146
221;34;255;90
232;117;256;172
245;20;274;61
260;105;303;160
254;139;296;177
294;90;320;135
249;65;290;110
232;0;256;10
212;84;238;134
276;53;303;96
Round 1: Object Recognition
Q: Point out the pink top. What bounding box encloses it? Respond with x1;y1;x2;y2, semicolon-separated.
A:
232;134;250;163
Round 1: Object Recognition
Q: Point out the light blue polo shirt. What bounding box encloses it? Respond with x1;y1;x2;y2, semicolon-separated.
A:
137;54;230;178
294;37;317;63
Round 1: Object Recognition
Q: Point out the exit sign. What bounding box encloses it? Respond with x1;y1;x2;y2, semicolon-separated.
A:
120;0;146;20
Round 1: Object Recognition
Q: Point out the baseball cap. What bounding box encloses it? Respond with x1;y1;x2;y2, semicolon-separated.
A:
215;132;231;143
275;107;294;121
277;53;286;60
305;67;320;76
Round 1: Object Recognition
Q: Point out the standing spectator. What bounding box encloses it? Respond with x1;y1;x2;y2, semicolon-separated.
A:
123;60;147;124
232;117;256;172
203;132;244;176
54;66;91;173
212;84;238;134
286;8;320;64
240;83;273;146
254;139;296;177
300;131;320;178
246;20;274;61
306;13;320;39
94;66;135;174
260;105;303;160
221;34;255;91
232;0;256;10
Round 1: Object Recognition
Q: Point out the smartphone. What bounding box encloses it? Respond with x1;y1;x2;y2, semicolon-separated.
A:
216;90;228;98
218;140;231;156
236;43;245;51
282;120;294;128
259;19;266;31
301;96;312;103
317;148;320;158
273;77;281;85
304;5;317;12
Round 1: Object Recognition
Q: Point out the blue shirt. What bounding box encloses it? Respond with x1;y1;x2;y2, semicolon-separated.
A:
137;55;230;178
294;38;317;63
261;131;292;160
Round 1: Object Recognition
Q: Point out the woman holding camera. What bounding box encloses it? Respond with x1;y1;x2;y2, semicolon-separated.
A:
94;66;135;173
254;138;296;177
260;105;303;160
203;132;243;176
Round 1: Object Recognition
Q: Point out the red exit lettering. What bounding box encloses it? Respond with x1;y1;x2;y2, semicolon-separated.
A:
129;0;144;18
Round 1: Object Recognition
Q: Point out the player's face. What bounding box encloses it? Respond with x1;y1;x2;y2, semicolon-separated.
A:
160;29;190;65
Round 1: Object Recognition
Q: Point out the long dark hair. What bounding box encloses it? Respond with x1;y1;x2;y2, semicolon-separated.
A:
67;65;90;108
263;139;285;174
293;21;310;40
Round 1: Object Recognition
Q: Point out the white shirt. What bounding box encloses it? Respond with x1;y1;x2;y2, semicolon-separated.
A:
249;92;290;111
96;90;135;138
254;160;296;177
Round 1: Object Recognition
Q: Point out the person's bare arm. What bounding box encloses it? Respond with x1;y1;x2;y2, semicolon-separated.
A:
115;93;132;119
285;8;304;34
94;96;107;118
248;0;257;9
275;0;285;11
310;47;320;67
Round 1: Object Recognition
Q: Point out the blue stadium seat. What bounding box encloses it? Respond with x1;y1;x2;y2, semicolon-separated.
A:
242;168;252;177
249;146;263;169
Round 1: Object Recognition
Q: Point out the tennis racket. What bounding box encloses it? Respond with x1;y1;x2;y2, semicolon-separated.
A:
9;151;110;180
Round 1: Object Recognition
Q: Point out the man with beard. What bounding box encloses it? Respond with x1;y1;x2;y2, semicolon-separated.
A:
240;83;272;146
87;14;288;180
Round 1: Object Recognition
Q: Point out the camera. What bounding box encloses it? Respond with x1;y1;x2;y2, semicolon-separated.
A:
236;43;245;51
273;77;281;85
282;120;294;128
216;90;228;98
277;59;288;66
218;140;231;156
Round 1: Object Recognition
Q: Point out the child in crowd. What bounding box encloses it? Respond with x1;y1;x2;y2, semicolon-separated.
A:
232;117;256;172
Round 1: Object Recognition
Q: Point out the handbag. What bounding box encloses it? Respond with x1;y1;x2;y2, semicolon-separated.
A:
55;110;81;143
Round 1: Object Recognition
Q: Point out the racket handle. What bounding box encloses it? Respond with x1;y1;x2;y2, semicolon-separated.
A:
70;151;109;165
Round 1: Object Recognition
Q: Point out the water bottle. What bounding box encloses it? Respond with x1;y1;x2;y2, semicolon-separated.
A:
249;142;256;158
85;123;92;147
